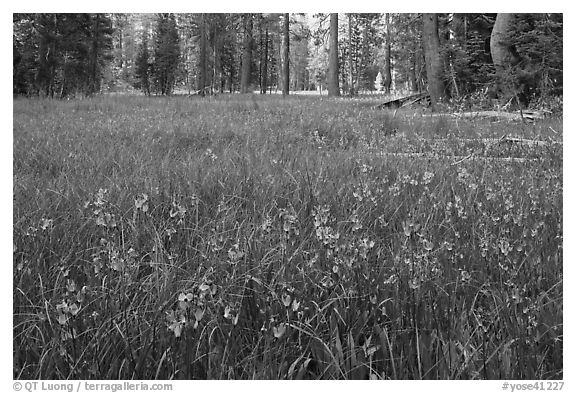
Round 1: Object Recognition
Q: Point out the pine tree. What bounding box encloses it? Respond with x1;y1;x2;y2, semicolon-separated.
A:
134;29;151;95
153;13;180;95
86;14;114;96
14;13;113;98
240;13;254;94
13;14;38;95
197;13;207;96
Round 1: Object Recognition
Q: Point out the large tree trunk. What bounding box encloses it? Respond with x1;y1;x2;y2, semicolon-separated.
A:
490;13;525;104
422;13;447;109
328;13;340;97
240;13;253;94
197;13;207;96
281;13;290;96
490;13;521;70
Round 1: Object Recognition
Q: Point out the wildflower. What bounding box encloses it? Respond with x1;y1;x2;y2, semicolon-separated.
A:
460;270;471;283
282;293;292;307
66;279;76;293
498;239;512;256
273;323;286;338
228;244;245;264
166;310;186;337
402;221;412;237
170;201;186;222
422;171;435;185
423;239;434;252
358;238;375;259
194;308;204;322
95;188;108;207
134;193;149;212
204;148;218;161
351;214;363;232
178;292;194;303
291;299;301;312
261;215;272;234
224;305;240;325
279;207;299;237
40;218;53;231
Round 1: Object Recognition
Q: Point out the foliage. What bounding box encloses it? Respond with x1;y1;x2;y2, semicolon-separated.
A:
152;13;180;95
386;13;425;94
134;29;151;95
14;95;562;379
509;14;563;102
337;14;383;95
13;13;113;97
445;14;495;96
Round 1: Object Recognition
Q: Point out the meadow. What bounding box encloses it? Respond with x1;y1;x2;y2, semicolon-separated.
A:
13;94;562;379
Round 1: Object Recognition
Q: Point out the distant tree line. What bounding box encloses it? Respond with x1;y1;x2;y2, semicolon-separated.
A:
13;13;562;108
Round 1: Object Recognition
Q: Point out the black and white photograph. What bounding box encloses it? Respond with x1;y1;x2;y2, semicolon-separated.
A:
12;9;563;384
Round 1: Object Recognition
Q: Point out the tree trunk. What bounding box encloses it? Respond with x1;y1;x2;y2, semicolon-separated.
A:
347;14;355;96
490;13;524;103
422;13;447;109
383;13;392;93
261;26;268;94
409;55;418;93
240;14;253;94
118;25;124;70
197;13;207;96
281;13;290;96
490;13;521;70
258;15;263;93
328;13;340;97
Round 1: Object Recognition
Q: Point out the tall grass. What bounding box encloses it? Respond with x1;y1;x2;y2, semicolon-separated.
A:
13;95;562;379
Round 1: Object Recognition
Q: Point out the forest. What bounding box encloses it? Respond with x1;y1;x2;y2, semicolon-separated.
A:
13;13;563;109
13;13;562;382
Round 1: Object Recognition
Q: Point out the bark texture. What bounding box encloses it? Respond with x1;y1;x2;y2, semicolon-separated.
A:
490;13;529;105
328;13;340;97
490;13;521;71
422;13;447;108
281;13;290;96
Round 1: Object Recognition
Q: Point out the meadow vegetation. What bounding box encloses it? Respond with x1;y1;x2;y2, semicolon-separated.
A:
13;95;562;379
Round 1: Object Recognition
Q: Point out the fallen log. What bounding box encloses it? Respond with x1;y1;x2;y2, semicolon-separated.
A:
428;137;561;147
368;151;544;164
449;110;548;122
375;92;431;109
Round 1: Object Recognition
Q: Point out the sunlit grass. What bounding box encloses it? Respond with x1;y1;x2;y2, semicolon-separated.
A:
13;94;562;379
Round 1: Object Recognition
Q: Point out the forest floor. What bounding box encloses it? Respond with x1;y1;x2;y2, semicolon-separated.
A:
13;94;563;380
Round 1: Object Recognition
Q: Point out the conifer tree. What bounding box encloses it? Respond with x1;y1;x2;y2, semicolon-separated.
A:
153;13;180;95
134;29;151;95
